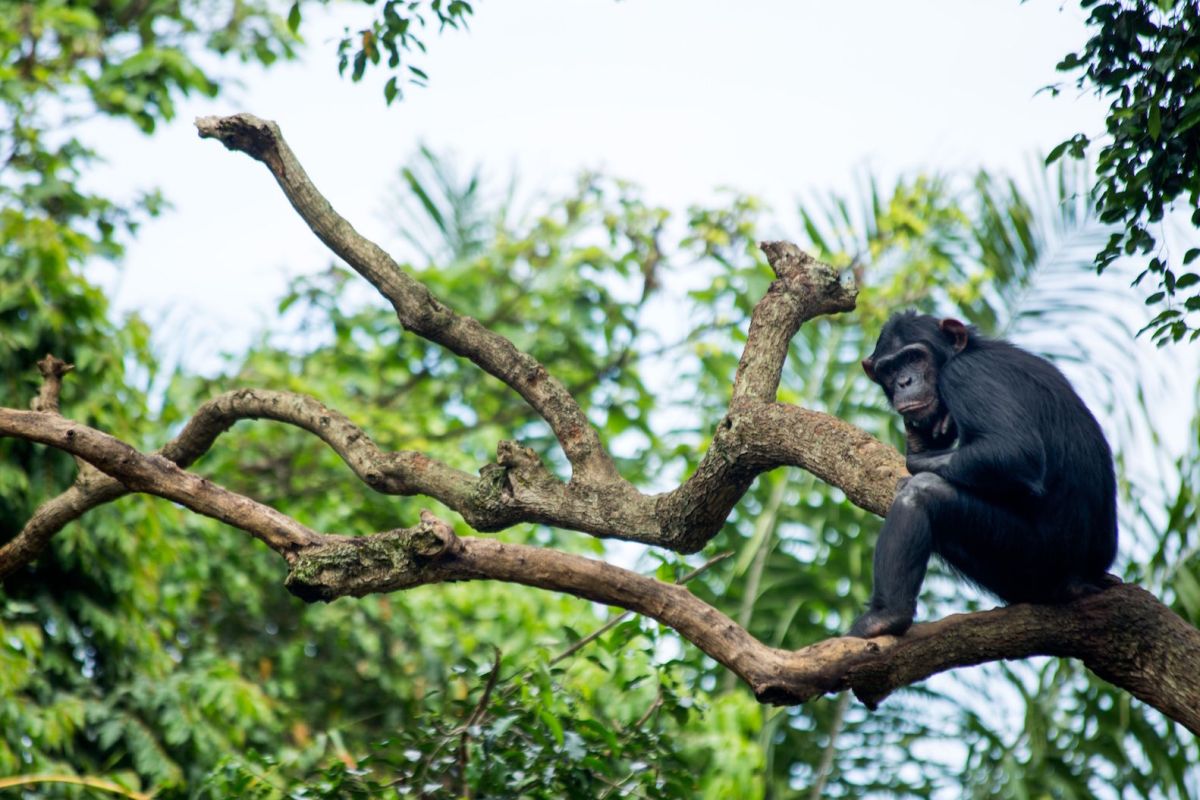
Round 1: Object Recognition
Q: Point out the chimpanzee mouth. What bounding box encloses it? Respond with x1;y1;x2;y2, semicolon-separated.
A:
895;399;934;415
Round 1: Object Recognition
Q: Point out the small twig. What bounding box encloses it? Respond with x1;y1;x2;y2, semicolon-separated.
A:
547;551;734;669
457;646;503;798
597;768;641;800
629;688;664;731
0;774;150;800
807;692;851;800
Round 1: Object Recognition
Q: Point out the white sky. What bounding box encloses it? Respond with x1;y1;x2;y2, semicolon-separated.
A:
86;0;1109;363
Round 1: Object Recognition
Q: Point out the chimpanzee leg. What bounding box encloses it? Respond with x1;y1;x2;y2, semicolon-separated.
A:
848;472;956;638
933;496;1059;605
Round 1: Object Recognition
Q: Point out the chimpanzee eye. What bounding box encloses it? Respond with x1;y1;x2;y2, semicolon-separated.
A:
896;346;927;368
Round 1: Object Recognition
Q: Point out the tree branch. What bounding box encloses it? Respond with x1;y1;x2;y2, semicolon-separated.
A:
285;518;1200;735
732;242;856;402
0;408;322;557
0;386;478;577
31;354;73;413
166;388;477;504
192;114;874;555
195;113;620;486
3;403;1198;734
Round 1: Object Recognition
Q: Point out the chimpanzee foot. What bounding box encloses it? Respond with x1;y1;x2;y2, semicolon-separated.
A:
847;608;914;638
1061;573;1123;601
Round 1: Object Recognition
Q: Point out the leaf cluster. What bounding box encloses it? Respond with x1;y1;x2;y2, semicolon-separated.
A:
1048;0;1200;343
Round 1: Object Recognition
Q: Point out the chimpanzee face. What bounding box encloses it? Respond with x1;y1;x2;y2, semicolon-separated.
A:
862;342;942;428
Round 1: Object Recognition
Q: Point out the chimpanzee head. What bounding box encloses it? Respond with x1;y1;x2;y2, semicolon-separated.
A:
861;311;970;429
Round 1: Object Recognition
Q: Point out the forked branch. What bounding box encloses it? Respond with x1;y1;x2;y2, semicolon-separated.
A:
195;113;621;485
194;113;879;553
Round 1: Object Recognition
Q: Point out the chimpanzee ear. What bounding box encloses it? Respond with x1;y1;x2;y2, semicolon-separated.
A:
939;318;969;352
861;357;877;382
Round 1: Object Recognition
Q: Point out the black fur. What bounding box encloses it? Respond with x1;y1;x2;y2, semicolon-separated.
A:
849;311;1118;638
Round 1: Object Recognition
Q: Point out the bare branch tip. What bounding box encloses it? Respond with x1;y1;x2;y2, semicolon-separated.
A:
195;113;279;159
418;510;461;555
31;355;74;413
36;354;74;379
758;241;859;311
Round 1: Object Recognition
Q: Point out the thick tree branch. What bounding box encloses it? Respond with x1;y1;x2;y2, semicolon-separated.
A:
3;403;1198;733
286;519;1200;736
195;113;620;486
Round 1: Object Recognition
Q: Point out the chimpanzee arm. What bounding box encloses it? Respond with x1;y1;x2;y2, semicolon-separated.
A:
906;432;1046;498
905;354;1051;497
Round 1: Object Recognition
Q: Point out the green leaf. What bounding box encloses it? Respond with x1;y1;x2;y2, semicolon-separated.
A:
1175;272;1199;290
287;3;301;33
538;708;564;747
1045;140;1070;164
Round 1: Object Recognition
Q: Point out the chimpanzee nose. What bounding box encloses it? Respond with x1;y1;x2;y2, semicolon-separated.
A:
898;375;913;388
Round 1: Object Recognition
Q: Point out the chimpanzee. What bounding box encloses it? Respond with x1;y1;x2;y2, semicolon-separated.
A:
849;310;1118;638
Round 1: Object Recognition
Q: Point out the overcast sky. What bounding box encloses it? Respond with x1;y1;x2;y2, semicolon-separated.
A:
84;0;1109;364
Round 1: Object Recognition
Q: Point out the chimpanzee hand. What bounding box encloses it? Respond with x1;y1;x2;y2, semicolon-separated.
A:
905;449;955;475
903;412;957;455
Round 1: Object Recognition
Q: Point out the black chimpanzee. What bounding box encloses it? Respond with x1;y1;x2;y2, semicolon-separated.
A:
849;310;1118;638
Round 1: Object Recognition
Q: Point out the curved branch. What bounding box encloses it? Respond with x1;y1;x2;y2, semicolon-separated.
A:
166;388;477;505
195;113;619;486
287;519;1200;735
194;113;877;552
0;408;321;557
190;115;880;554
732;242;856;402
0;387;477;578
